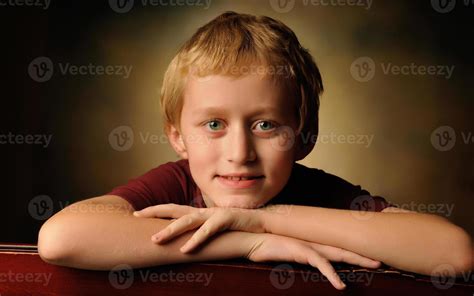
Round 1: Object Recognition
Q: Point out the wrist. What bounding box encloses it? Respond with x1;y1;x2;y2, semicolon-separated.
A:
241;232;267;260
232;231;264;259
253;208;272;233
258;203;292;233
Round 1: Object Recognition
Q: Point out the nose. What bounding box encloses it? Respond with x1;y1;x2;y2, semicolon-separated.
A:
225;123;257;164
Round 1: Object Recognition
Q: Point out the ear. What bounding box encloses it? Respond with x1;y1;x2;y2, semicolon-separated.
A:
166;124;188;159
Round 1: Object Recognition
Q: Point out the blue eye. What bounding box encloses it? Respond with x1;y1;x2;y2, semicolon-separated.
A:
204;120;277;132
256;121;276;131
206;120;223;131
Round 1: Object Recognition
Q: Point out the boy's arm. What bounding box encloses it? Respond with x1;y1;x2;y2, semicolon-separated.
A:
38;195;256;270
260;204;473;275
144;203;472;276
38;195;384;290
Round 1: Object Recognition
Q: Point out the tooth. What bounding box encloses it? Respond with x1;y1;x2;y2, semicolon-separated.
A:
221;176;258;181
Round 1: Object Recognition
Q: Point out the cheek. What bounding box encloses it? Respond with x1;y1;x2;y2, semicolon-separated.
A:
184;137;219;177
256;137;296;163
182;132;214;156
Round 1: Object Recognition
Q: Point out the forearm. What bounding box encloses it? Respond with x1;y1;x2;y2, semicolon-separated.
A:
261;205;473;275
38;200;255;270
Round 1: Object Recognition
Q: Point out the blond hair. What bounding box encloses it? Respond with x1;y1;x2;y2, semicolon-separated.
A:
159;11;323;158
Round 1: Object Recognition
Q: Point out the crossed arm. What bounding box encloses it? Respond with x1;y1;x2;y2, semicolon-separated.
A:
135;203;473;276
38;195;473;290
38;195;379;290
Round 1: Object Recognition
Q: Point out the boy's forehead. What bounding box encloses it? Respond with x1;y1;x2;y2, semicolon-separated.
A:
192;105;286;118
183;73;291;113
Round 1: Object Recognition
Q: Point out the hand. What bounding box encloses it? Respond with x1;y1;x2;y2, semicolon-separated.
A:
247;233;382;290
133;203;265;252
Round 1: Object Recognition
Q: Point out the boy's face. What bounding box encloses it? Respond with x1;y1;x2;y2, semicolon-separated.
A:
168;72;299;208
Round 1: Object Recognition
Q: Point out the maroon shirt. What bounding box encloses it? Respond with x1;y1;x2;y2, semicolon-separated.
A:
107;159;393;212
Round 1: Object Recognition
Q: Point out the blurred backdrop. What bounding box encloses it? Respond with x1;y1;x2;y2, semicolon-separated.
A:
1;0;473;243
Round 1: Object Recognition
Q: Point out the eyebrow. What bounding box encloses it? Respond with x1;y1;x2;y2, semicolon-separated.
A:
194;106;284;118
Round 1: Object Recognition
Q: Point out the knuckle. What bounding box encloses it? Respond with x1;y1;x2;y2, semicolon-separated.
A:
191;212;203;220
183;216;194;226
198;207;208;214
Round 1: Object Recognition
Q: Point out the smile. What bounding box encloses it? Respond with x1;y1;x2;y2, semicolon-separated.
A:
216;175;264;189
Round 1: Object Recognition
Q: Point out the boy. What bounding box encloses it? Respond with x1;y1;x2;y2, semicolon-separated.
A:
38;11;472;290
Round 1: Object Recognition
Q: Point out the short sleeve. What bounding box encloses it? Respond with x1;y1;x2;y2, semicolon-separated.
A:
312;169;395;212
106;161;190;211
272;163;395;212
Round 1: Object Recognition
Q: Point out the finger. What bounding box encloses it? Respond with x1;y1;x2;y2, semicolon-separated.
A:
152;213;206;243
180;214;232;253
134;204;196;218
310;244;381;269
338;249;381;268
307;252;346;290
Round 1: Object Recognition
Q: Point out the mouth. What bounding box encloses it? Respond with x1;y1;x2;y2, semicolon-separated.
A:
216;175;264;181
215;175;265;189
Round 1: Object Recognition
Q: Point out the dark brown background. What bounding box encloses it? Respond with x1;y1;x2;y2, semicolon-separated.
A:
0;0;472;243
